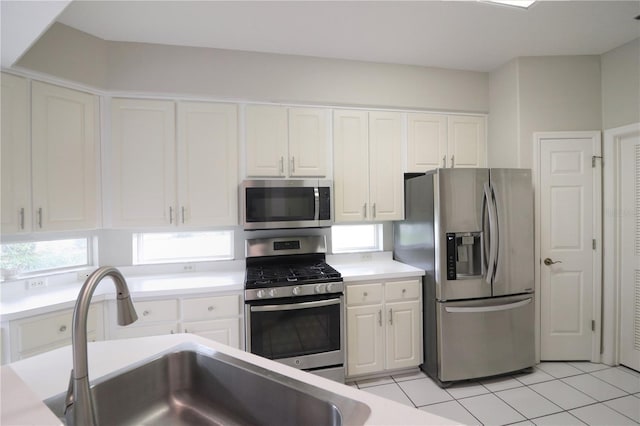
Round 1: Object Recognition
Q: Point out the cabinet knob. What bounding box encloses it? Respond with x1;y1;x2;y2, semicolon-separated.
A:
143;310;150;316
184;329;189;333
59;325;67;333
207;306;214;312
402;288;407;294
363;291;368;297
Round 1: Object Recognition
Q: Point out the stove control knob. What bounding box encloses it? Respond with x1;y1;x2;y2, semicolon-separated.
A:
256;290;266;299
315;284;326;294
292;286;302;296
326;283;338;293
268;289;277;298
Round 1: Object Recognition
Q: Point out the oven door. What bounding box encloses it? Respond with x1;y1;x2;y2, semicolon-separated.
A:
246;294;344;371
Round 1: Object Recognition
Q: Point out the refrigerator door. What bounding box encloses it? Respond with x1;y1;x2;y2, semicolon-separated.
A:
436;168;491;300
436;294;535;382
490;169;535;297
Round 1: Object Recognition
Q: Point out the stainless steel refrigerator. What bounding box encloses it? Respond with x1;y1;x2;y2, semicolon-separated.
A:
393;168;535;386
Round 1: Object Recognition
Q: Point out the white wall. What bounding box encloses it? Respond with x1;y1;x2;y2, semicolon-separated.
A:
16;23;489;113
601;37;640;130
488;59;519;167
487;55;602;169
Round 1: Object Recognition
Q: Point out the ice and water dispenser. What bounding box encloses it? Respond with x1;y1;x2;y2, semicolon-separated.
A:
445;232;482;280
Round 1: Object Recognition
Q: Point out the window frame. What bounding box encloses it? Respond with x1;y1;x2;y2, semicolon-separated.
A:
331;223;383;254
132;230;235;265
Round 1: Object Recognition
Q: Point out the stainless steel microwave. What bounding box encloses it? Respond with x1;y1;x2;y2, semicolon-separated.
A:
241;180;333;230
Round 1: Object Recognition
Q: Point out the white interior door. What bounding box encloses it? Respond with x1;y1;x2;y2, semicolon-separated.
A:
538;132;601;360
619;128;640;371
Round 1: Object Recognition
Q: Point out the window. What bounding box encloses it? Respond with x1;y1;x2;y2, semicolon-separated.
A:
133;231;234;264
331;224;383;253
0;238;90;278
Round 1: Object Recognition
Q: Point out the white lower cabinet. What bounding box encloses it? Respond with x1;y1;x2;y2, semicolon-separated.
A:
108;293;242;349
8;303;104;361
346;279;422;378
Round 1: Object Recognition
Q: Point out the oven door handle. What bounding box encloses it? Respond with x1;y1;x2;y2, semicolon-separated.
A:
250;298;341;312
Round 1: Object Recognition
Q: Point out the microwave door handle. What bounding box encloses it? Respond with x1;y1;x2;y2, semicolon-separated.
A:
314;187;320;221
250;298;341;312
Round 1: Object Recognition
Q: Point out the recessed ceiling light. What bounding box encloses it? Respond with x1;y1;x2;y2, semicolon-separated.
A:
481;0;537;9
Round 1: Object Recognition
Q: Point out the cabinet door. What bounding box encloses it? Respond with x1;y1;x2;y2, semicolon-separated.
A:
177;102;238;227
1;73;30;233
111;98;176;227
182;318;240;348
245;105;288;177
407;113;448;172
288;107;328;177
447;115;486;168
385;300;422;370
333;110;369;222
369;111;404;221
110;324;178;340
346;304;384;376
31;81;98;231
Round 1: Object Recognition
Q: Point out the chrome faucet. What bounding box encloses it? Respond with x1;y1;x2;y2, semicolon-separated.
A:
65;266;138;425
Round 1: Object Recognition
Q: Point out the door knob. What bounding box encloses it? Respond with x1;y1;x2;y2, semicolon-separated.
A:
543;258;562;266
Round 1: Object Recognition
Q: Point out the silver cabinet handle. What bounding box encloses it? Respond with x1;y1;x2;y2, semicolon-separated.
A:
372;203;376;218
442;155;446;168
184;328;189;333
378;310;382;326
59;325;67;333
389;308;393;325
279;156;284;174
363;203;367;219
19;207;25;230
451;155;455;168
291;156;295;173
543;258;562;266
207;306;214;312
143;310;150;316
363;291;368;297
37;207;43;228
181;206;185;224
169;206;173;224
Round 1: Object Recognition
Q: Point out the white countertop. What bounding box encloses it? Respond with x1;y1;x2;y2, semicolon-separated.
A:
0;253;423;321
2;334;457;426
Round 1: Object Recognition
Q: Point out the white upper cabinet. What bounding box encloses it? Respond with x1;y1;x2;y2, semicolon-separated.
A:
407;113;486;172
407;113;448;171
288;107;329;177
368;111;404;221
177;101;238;227
245;105;329;178
333;110;403;222
110;98;176;228
447;115;486;168
1;73;30;234
333;110;369;222
31;81;99;231
110;98;238;228
245;105;288;177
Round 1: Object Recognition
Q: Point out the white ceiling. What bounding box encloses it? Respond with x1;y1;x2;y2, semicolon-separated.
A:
54;1;640;72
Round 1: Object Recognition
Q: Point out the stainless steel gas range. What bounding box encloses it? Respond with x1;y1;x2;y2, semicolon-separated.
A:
244;235;345;383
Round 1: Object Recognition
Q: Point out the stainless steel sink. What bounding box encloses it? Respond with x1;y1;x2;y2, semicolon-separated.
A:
44;343;370;425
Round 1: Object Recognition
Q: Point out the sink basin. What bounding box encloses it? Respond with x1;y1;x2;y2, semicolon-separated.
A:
44;343;370;425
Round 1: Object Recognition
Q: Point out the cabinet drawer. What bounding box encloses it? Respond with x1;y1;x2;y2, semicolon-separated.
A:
15;305;101;353
135;299;178;323
385;279;421;302
346;283;383;306
182;295;240;321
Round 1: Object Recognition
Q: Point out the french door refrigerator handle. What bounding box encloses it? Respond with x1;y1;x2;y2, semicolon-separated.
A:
490;183;501;283
483;183;497;284
444;298;532;313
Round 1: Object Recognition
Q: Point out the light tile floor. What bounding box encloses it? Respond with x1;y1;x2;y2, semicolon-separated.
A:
348;363;640;425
